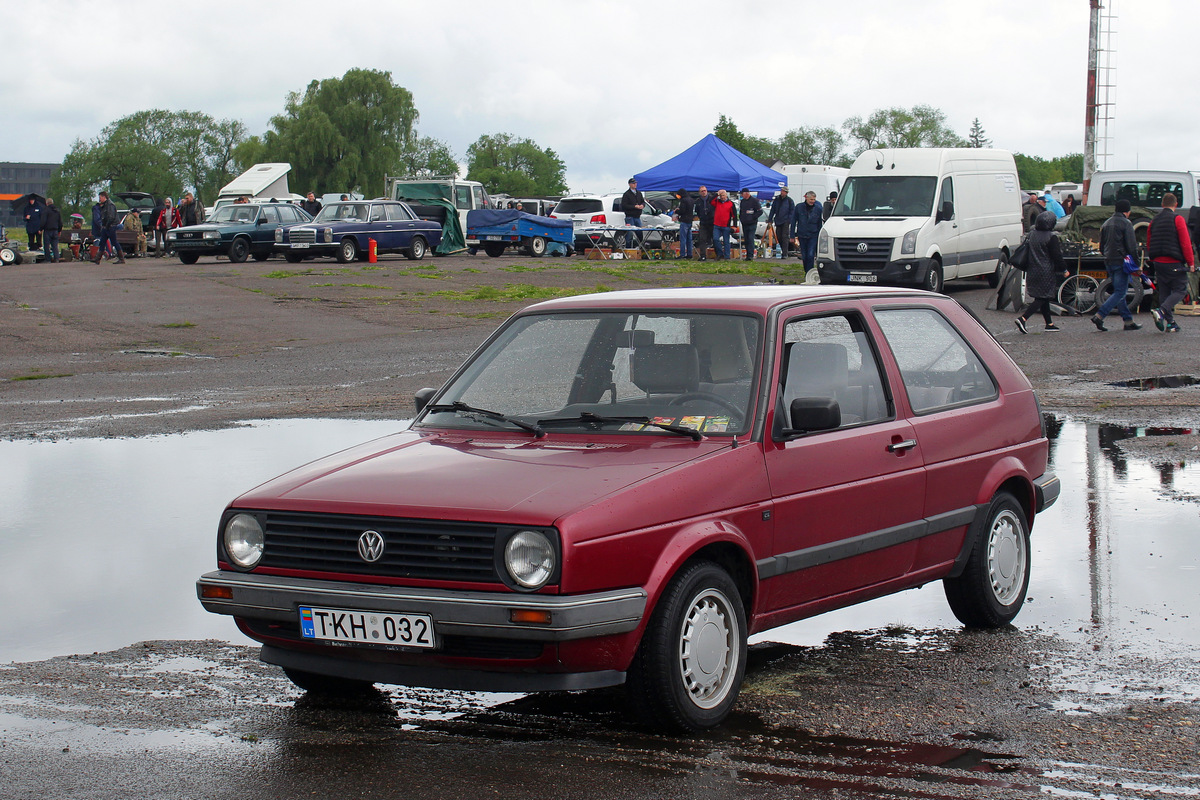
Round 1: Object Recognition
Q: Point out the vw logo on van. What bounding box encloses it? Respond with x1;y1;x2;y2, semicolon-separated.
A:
357;530;386;562
857;242;869;254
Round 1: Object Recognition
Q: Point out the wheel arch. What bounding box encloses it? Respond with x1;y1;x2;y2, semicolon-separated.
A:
638;522;760;627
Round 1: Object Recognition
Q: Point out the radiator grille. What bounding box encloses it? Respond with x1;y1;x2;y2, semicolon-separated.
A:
288;228;317;244
835;237;894;270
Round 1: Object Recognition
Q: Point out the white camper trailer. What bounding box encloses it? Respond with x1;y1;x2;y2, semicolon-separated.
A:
209;163;302;216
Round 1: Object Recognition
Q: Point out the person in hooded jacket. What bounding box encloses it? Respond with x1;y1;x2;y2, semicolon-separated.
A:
40;198;63;263
24;197;44;250
694;185;714;261
766;187;795;258
1014;210;1069;333
672;188;695;259
737;188;761;260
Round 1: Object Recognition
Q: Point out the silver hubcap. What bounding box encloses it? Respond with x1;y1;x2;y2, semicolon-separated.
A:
678;588;739;709
987;509;1026;605
342;242;354;259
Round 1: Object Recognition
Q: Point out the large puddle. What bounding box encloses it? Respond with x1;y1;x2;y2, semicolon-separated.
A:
1;416;1197;665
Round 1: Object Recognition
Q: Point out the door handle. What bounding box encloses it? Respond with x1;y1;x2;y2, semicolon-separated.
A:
887;439;917;453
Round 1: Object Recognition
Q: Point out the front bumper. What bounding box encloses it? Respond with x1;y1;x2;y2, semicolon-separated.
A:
277;242;336;253
197;570;646;643
816;256;934;286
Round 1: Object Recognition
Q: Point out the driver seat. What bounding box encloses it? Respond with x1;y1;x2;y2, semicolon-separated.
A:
630;344;700;396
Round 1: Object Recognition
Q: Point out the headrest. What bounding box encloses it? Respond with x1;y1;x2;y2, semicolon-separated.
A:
630;344;700;394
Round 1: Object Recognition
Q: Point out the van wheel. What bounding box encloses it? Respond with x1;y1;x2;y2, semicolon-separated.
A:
227;237;250;263
987;253;1007;288
923;260;943;293
526;236;547;257
626;561;747;732
944;491;1030;628
336;238;358;264
406;236;427;261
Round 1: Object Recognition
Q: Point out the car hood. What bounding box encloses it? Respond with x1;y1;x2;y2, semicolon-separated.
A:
231;429;732;525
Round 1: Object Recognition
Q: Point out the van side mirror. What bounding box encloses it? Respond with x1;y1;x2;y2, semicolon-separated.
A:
414;387;438;414
775;397;841;440
937;201;954;222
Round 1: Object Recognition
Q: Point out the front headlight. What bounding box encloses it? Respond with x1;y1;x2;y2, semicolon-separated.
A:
322;227;333;244
223;513;264;569
167;232;177;242
504;530;555;590
274;228;283;243
817;228;829;255
901;228;920;255
203;231;220;240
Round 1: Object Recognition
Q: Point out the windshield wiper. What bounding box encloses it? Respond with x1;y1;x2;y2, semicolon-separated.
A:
538;412;703;441
424;402;545;438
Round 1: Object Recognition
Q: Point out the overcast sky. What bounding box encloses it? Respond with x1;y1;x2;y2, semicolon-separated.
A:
5;0;1192;195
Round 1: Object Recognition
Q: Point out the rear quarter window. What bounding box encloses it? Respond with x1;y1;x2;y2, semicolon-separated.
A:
874;307;997;413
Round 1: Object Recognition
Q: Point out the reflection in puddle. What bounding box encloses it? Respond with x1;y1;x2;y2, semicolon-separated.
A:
1109;374;1200;390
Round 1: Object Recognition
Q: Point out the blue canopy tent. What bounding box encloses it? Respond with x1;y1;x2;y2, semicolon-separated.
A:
633;134;785;199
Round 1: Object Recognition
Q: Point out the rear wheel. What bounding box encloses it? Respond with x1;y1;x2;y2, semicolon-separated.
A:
282;667;375;697
526;236;547;257
483;242;506;258
944;492;1030;628
406;235;427;261
178;252;200;265
336;238;358;264
626;561;747;732
227;237;250;263
922;259;944;293
987;252;1007;288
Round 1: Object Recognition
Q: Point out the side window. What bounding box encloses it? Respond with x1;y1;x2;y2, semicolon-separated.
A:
370;204;387;222
455;186;471;210
386;204;412;221
780;314;890;428
473;186;484;209
874;308;997;413
939;177;954;218
612;199;622;213
260;206;280;223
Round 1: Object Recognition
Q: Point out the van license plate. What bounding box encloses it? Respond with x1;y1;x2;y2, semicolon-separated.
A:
299;606;435;648
847;273;877;283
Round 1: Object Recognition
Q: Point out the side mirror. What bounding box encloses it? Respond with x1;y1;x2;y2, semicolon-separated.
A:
776;397;841;440
256;216;267;225
414;387;438;414
937;201;954;222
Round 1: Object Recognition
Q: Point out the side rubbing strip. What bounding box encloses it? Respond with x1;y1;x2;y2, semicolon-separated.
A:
756;505;979;581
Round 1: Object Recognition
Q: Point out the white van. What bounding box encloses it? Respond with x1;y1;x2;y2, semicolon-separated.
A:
816;148;1022;292
781;164;849;204
1084;169;1200;209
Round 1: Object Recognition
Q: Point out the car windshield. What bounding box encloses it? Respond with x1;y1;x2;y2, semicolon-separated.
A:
417;311;762;437
210;205;262;223
834;176;937;217
313;203;369;222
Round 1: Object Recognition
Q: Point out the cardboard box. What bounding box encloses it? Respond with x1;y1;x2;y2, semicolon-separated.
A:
621;249;643;260
585;248;611;260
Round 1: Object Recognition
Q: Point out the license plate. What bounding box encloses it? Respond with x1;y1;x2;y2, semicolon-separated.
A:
299;606;435;648
291;243;310;249
486;235;502;240
847;273;878;283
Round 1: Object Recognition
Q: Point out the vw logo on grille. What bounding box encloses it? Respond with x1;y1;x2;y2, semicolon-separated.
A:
857;242;869;254
357;530;385;562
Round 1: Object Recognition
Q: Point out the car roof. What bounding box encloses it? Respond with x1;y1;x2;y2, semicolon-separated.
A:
522;285;935;315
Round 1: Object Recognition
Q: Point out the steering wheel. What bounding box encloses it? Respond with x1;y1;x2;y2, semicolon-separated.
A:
667;391;744;418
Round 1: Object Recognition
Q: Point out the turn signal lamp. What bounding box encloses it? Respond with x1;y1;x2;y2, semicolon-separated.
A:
510;609;552;625
201;585;234;600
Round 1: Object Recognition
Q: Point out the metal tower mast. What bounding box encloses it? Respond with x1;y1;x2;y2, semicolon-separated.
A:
1084;0;1117;200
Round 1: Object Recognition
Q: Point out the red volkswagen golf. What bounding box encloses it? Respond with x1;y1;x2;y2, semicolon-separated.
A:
198;285;1058;732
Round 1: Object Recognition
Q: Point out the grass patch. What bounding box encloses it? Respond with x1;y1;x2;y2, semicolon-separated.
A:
500;264;556;273
160;322;196;329
263;270;307;279
13;372;73;381
343;283;390;290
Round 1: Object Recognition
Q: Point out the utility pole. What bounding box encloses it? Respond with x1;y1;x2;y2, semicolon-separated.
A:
1083;0;1102;202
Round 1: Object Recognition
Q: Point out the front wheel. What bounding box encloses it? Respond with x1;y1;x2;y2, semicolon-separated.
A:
922;260;943;293
282;667;375;697
336;238;358;264
227;237;250;263
944;492;1030;628
987;253;1007;288
406;235;427;261
626;561;747;732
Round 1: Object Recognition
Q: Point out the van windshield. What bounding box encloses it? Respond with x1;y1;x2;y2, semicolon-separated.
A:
834;176;937;217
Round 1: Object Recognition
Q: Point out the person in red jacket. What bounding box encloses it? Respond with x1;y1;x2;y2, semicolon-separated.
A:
1146;192;1196;332
153;197;182;257
709;189;736;260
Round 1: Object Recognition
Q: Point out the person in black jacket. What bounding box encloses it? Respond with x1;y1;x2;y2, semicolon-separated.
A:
766;186;795;258
693;185;714;261
672;188;695;259
1014;211;1069;333
24;196;44;250
738;188;761;260
92;191;126;265
1091;199;1142;331
40;198;63;263
620;178;645;249
793;191;824;270
300;192;322;218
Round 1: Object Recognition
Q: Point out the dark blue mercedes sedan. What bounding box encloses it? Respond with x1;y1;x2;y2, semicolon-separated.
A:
170;202;314;264
275;200;442;263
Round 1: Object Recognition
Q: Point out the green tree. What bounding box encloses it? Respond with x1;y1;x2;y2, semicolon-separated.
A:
1013;152;1084;189
466;133;568;196
842;105;966;155
262;68;418;197
395;136;459;178
776;125;849;166
967;118;991;148
713;115;777;162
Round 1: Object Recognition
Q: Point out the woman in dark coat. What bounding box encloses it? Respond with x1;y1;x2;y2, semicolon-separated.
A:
1015;210;1070;333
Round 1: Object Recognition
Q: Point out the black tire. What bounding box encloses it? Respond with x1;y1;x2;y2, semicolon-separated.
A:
483;242;506;258
282;667;374;696
252;251;271;262
526;236;547;257
336;238;358;264
178;252;200;265
1096;275;1145;313
228;237;250;263
626;561;747;732
922;259;944;293
406;235;427;261
284;252;304;264
944;492;1030;628
987;252;1007;288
